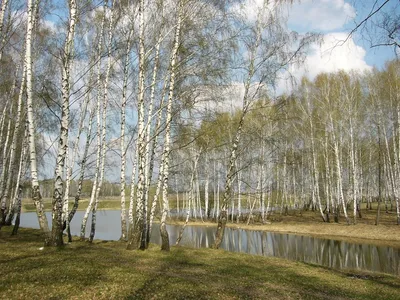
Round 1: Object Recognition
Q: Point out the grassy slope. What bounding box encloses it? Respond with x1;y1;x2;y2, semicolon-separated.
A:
0;227;400;300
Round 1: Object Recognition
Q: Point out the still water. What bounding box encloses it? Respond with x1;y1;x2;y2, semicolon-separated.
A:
20;210;400;275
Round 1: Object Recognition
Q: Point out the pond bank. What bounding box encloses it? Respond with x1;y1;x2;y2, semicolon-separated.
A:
168;219;400;249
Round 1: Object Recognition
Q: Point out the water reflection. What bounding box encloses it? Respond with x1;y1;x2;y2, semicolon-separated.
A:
20;211;400;275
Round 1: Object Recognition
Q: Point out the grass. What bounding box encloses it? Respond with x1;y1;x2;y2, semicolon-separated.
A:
0;227;400;299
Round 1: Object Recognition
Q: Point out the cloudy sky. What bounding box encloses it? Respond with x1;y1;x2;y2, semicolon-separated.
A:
228;0;396;94
279;0;398;90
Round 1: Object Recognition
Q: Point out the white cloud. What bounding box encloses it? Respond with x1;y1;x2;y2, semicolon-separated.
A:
287;0;356;32
277;32;372;94
230;0;278;24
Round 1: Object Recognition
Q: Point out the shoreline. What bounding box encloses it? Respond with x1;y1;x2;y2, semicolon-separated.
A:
167;219;400;248
20;203;400;248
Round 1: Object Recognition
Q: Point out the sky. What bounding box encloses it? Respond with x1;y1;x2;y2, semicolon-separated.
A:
225;0;399;96
279;0;398;90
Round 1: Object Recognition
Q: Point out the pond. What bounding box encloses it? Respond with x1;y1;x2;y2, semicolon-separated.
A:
19;210;400;275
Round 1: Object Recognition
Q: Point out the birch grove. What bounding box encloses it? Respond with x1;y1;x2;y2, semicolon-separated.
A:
0;0;398;250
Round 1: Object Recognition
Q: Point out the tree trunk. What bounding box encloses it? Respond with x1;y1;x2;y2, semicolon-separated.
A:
67;107;94;242
89;0;115;243
6;122;28;226
119;27;133;242
160;0;183;251
80;4;107;240
50;0;77;247
176;154;199;245
0;0;10;61
128;0;147;250
213;8;263;247
25;0;50;243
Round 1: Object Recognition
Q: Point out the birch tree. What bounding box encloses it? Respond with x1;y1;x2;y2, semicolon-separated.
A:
80;2;107;239
213;0;316;248
25;0;50;242
127;0;147;250
0;0;9;61
158;0;185;251
50;0;77;246
89;0;116;243
119;26;133;241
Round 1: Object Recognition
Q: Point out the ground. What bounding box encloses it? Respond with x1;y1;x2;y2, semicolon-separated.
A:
0;226;400;299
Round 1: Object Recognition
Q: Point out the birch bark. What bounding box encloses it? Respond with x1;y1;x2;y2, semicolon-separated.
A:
0;64;25;226
6;121;28;227
119;28;133;241
80;2;107;239
159;0;184;251
0;0;9;61
89;0;115;242
51;0;77;246
176;153;199;245
127;0;147;250
25;0;50;242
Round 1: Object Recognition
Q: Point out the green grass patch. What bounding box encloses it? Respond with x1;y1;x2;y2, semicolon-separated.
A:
0;227;399;299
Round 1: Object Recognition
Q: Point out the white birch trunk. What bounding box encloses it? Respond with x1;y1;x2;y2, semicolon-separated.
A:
119;28;133;241
128;141;139;238
145;80;168;236
1;102;21;226
67;107;94;242
176;153;199;245
25;0;50;242
395;105;400;224
330;113;349;224
51;0;77;246
0;0;10;61
0;105;12;200
80;4;107;239
128;0;147;250
0;102;9;153
237;161;242;223
160;0;184;251
306;87;326;221
63;63;91;233
6;121;28;226
349;116;358;224
213;57;258;248
89;0;115;242
143;13;164;230
2;65;26;226
148;155;164;241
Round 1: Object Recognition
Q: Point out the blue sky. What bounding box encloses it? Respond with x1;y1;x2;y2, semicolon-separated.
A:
279;0;398;91
228;0;398;94
286;0;398;70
